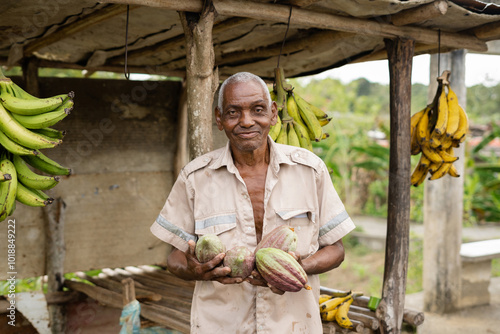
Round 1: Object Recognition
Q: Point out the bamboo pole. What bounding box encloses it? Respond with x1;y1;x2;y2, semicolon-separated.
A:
378;38;414;334
179;2;218;159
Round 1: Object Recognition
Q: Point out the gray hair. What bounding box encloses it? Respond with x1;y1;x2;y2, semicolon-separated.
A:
217;72;272;111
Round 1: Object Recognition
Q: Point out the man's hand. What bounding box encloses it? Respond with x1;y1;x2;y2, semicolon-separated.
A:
167;240;243;284
244;270;285;295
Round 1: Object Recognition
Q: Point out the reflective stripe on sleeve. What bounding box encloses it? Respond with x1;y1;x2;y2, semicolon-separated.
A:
155;214;197;242
319;210;350;238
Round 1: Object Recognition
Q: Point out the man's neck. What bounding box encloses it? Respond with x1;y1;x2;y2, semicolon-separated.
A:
231;142;270;170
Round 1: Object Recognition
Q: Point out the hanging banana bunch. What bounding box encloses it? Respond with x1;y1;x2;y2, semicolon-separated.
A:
410;70;469;187
269;68;331;151
0;69;73;222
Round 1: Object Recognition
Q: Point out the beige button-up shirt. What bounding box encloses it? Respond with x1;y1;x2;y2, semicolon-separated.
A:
151;138;355;334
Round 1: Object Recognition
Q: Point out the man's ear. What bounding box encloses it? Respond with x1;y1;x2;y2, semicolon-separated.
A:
270;101;278;126
215;107;224;131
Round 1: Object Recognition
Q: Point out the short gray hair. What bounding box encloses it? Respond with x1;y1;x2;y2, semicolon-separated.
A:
217;72;272;111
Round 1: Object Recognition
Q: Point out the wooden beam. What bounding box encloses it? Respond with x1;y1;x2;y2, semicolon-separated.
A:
179;3;218;159
101;0;487;51
174;79;189;177
0;57;186;78
351;43;454;64
423;51;465;314
377;38;414;334
288;0;322;8
217;30;353;66
21;57;40;96
23;5;136;56
469;20;500;41
103;0;203;11
390;0;448;26
109;17;252;65
43;198;67;334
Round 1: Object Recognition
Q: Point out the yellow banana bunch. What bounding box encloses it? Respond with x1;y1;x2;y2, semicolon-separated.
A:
269;68;331;151
0;69;73;221
409;71;468;187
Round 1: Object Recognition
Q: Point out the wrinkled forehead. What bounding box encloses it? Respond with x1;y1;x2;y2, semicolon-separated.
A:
223;80;267;106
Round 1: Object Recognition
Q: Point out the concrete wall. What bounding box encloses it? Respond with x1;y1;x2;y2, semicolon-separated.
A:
0;77;184;280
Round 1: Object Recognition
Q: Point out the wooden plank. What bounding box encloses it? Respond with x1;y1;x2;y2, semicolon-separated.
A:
65;280;191;333
391;1;448;26
100;0;487;51
378;37;414;334
23;5;137;56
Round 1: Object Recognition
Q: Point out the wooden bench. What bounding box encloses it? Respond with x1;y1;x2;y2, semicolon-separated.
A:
460;239;500;308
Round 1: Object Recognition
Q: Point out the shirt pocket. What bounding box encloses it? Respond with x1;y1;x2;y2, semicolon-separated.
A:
195;212;237;246
275;209;317;257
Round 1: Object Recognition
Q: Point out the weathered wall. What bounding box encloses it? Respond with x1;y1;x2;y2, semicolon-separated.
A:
0;77;183;280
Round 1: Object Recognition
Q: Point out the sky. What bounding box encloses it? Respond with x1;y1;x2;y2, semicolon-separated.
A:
309;53;500;87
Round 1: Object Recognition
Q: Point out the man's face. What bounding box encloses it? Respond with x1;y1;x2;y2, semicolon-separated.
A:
215;80;277;153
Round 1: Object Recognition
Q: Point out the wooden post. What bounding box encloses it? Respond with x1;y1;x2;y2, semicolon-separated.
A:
422;52;464;313
179;1;219;160
174;79;189;176
22;57;40;96
377;38;414;334
43;198;67;334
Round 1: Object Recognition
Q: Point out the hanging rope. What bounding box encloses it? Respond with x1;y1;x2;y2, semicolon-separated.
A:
437;29;441;77
277;6;293;69
124;5;131;80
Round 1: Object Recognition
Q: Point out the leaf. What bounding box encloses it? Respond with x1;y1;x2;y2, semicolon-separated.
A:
475;163;500;172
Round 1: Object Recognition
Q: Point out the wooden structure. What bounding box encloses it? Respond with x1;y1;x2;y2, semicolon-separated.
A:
1;1;500;333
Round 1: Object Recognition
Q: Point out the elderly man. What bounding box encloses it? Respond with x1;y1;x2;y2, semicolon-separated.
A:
150;72;355;333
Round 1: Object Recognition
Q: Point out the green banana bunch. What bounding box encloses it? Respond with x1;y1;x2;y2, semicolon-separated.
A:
269;67;331;152
410;70;468;187
0;69;73;221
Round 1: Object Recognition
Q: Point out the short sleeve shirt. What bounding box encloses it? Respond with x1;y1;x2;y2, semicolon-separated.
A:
150;137;355;334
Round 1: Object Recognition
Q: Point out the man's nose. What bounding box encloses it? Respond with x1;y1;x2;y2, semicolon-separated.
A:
240;110;255;127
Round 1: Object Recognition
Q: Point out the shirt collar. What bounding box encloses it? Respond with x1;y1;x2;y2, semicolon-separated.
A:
208;136;295;174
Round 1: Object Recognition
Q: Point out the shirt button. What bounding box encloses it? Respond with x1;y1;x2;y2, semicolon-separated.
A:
203;158;209;162
257;293;262;298
258;325;263;330
247;226;252;232
243;194;248;199
294;152;299;158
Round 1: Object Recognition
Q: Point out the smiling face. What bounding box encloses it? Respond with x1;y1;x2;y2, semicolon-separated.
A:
215;79;277;154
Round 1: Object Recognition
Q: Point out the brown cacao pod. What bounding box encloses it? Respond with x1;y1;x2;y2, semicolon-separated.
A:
255;247;311;292
195;234;225;263
223;246;255;278
255;225;298;254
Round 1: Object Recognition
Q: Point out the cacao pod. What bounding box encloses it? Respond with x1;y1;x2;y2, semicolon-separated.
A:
255;225;298;254
255;247;311;292
223;246;255;278
195;234;225;263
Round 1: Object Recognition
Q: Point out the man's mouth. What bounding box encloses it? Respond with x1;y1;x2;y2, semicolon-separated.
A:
236;131;259;139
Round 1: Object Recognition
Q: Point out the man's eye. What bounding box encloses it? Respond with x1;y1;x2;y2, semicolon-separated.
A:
255;107;264;113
